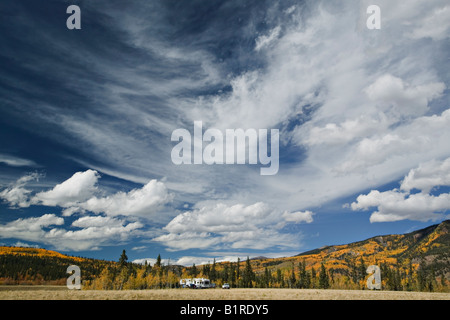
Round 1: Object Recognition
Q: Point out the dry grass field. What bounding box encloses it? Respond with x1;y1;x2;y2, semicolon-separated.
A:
0;286;449;300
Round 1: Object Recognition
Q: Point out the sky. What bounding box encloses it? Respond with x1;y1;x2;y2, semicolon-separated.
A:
0;0;449;266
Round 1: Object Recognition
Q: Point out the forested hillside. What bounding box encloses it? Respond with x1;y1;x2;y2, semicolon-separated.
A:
0;246;116;285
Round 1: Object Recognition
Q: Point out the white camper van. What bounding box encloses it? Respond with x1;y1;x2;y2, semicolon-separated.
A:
180;278;214;289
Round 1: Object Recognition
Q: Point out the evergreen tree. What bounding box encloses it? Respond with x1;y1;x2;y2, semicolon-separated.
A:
190;263;198;277
202;263;210;278
155;254;162;268
210;258;217;282
298;260;307;288
289;263;296;288
222;262;229;284
319;263;330;289
305;270;311;289
230;262;236;288
236;258;240;287
276;269;282;287
311;267;316;288
119;249;128;268
263;267;271;288
427;267;436;292
440;272;446;289
358;256;366;284
242;256;255;288
417;259;427;291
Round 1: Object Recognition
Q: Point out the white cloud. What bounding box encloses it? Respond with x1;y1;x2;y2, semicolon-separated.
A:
134;251;298;267
153;232;220;251
61;206;84;217
255;26;281;51
282;210;315;223
365;74;445;118
33;169;100;207
12;241;40;248
50;216;143;242
351;157;450;222
80;179;172;219
303;115;388;146
0;214;64;243
153;202;312;251
0;214;145;252
2;170;172;221
0;170;172;250
0;172;42;208
0;154;37;167
335;109;450;174
400;157;450;193
133;256;213;267
407;5;450;41
352;190;450;223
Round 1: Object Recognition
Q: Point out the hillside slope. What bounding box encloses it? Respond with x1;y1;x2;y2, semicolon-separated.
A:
0;246;116;285
246;220;449;287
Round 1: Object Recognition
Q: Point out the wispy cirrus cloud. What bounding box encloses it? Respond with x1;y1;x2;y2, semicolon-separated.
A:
0;154;38;167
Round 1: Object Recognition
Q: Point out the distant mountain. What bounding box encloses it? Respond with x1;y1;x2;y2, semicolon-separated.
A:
249;220;449;282
295;219;449;268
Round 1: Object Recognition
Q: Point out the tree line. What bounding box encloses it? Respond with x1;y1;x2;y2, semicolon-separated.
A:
83;251;449;292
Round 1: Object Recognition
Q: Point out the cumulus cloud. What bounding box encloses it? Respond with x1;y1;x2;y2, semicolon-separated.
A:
365;74;445;118
1;169;172;221
0;214;64;243
351;157;450;222
352;190;450;223
336;109;450;173
33;169;100;207
44;216;144;251
0;169;174;250
282;210;315;223
153;202;313;251
303;115;388;146
400;157;450;193
80;179;172;219
0;172;42;208
133;255;220;267
0;213;145;251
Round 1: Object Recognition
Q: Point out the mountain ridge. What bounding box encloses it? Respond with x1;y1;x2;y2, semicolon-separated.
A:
294;219;449;259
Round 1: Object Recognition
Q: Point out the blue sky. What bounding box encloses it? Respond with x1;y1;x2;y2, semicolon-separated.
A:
0;0;449;266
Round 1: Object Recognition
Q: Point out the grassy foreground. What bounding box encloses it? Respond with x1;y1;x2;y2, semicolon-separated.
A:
0;286;449;300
